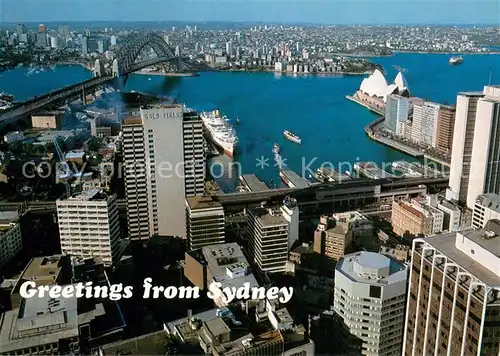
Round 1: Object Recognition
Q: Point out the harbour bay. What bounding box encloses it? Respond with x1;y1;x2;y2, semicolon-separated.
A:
1;53;500;191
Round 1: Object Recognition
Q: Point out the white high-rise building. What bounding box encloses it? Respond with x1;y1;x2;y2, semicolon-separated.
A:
447;86;500;208
472;193;500;228
466;85;500;208
122;105;205;240
411;101;440;147
385;94;409;136
110;35;117;46
56;189;123;266
247;199;299;273
447;92;485;204
333;251;408;356
0;211;22;268
225;41;233;56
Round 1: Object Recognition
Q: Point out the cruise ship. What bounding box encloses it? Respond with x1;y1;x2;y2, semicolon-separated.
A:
200;109;238;157
449;56;464;65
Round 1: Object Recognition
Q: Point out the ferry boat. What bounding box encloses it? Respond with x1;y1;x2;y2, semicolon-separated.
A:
272;143;280;155
200;109;239;157
284;130;301;144
449;56;464;65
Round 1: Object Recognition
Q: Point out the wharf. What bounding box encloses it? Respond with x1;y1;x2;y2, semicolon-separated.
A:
315;167;351;183
392;161;444;178
354;162;396;180
279;170;312;189
366;131;425;158
239;174;270;193
346;95;384;115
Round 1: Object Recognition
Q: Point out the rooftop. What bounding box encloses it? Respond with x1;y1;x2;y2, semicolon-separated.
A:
251;206;288;227
186;195;222;211
205;317;231;337
239;174;270;192
0;210;19;226
0;293;78;353
336;251;407;285
476;193;500;213
15;255;67;290
99;330;169;355
423;228;500;286
65;189;109;202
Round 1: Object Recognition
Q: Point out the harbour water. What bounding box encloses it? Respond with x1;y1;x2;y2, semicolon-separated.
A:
1;53;499;191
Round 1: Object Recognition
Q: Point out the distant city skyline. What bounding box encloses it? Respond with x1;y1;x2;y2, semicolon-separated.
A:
1;0;499;25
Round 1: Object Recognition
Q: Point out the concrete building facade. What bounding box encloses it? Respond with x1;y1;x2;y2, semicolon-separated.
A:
472;193;500;228
333;251;408;356
56;189;123;266
436;105;456;154
385;94;410;136
185;196;225;251
402;223;500;356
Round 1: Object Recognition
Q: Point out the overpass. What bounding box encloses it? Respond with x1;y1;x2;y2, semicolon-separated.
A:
2;176;449;215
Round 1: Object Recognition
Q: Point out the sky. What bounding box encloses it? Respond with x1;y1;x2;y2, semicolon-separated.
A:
1;0;499;25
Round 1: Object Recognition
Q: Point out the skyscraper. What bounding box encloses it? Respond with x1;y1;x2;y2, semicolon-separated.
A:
402;223;500;355
16;23;26;37
467;85;500;208
447;92;484;204
36;32;47;47
123;105;205;240
82;36;89;55
333;251;408;356
435;104;456;154
247;198;299;273
185;196;225;251
385;94;410;136
411;101;440;147
56;189;123;266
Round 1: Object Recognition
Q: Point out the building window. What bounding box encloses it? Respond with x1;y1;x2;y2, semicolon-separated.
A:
369;285;382;298
470;249;475;254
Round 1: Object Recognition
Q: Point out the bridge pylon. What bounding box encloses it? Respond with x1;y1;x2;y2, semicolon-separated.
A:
112;59;121;77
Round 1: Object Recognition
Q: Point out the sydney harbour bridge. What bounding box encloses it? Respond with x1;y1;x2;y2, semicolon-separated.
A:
0;32;196;126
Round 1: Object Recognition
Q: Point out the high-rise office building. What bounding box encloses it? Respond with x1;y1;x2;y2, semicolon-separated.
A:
185;196;225;251
225;41;233;56
447;91;484;204
411;101;440;147
110;35;117;46
333;251;408;356
247;199;299;273
56;189;123;266
436;104;456;154
36;32;47;47
472;193;500;228
16;23;26;37
385;94;410;136
123;105;205;240
38;24;46;33
82;36;89;55
466;85;500;208
0;211;22;268
402;223;500;356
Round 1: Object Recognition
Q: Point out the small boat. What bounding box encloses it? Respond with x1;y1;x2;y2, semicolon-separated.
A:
273;143;280;154
449;56;464;65
235;118;240;125
284;130;301;144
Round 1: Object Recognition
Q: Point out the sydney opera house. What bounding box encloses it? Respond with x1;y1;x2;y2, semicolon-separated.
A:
353;69;410;112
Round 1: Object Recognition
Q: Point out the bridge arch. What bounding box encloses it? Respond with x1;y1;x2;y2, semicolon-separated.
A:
114;32;179;76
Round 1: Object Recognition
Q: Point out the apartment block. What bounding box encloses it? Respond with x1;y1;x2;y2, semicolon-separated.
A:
247;199;299;273
472;193;500;228
185;196;225;251
333;251;408;356
411;101;440;147
402;221;500;356
385;94;410;136
56;189;123;266
0;211;22;268
314;216;353;267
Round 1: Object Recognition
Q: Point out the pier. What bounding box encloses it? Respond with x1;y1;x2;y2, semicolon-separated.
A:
239;174;270;192
279;170;312;188
392;161;444;178
346;95;384;115
354;162;396;180
315;167;351;183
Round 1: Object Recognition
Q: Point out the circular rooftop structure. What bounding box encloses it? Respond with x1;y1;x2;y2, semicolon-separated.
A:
353;252;391;279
